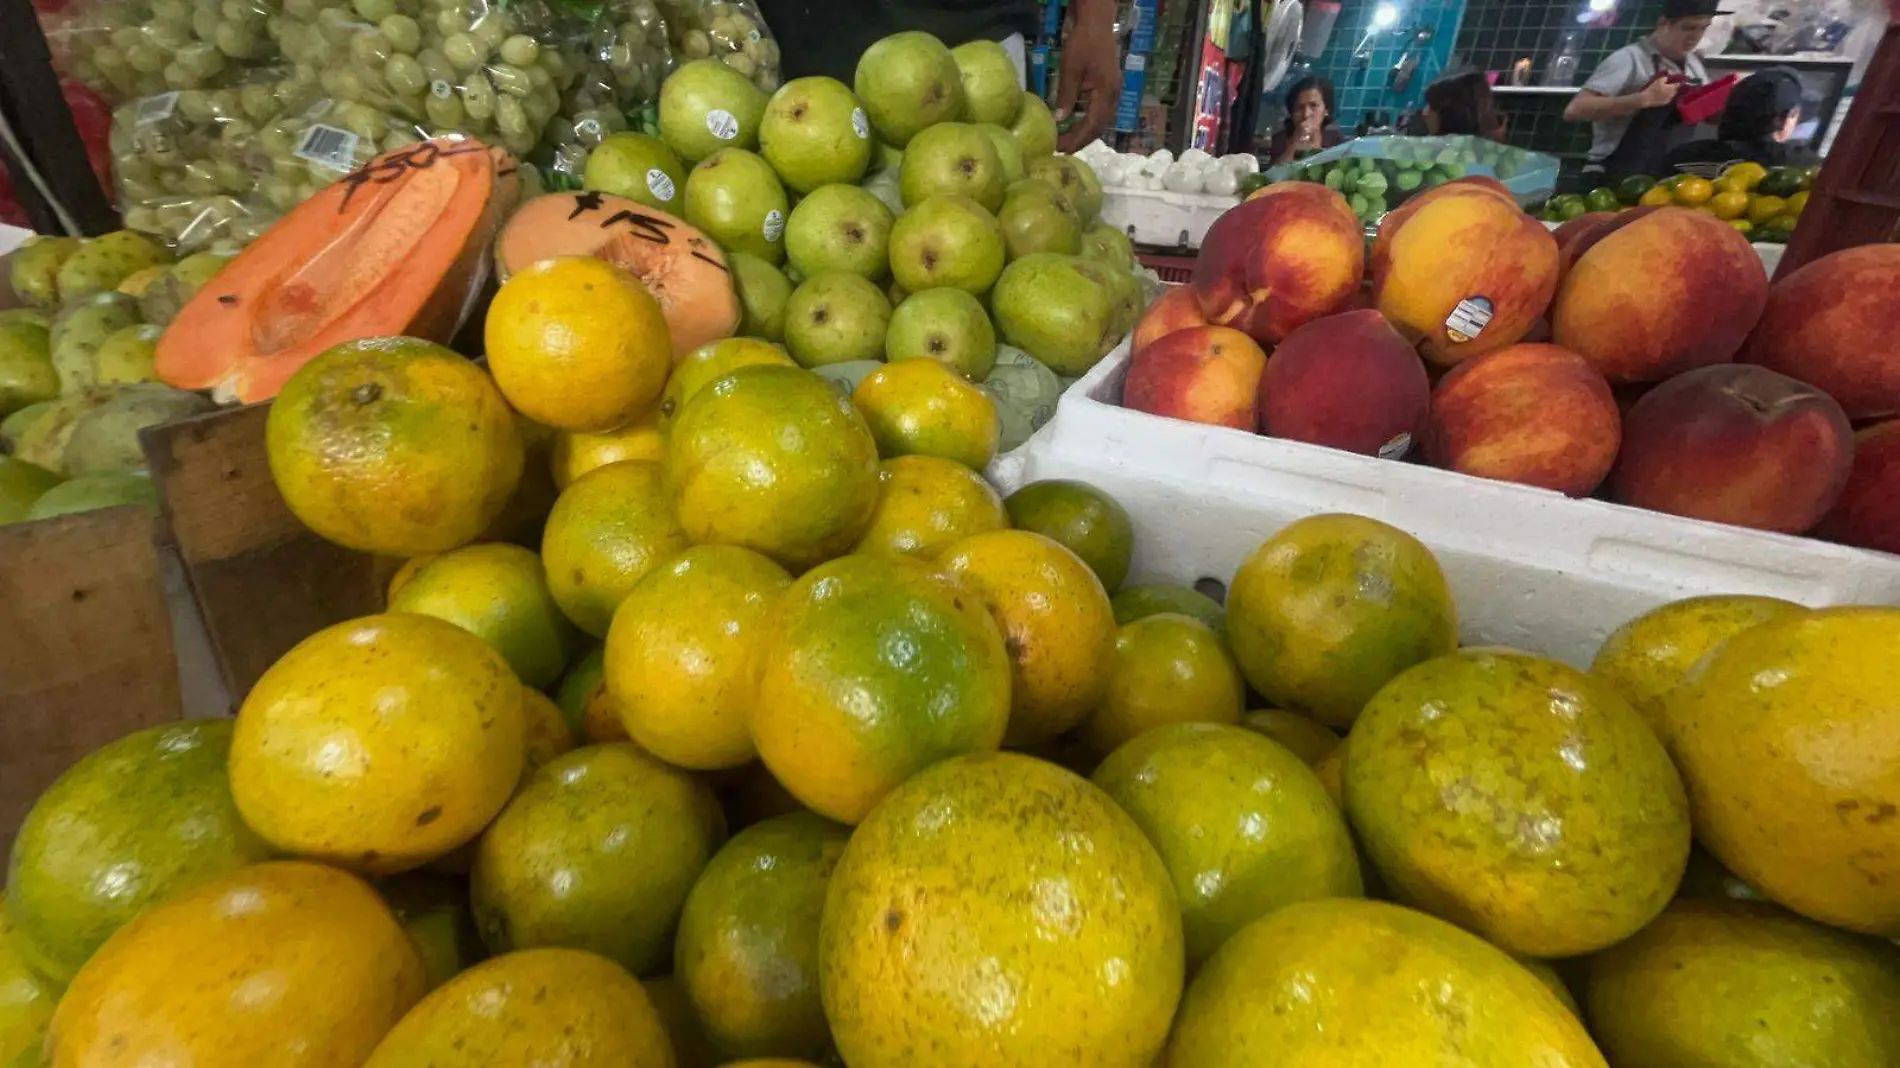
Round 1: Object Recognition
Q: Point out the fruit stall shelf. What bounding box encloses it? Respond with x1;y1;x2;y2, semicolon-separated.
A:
988;341;1900;670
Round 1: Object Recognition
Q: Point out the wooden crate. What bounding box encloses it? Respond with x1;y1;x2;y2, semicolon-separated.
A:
0;505;181;857
142;404;395;703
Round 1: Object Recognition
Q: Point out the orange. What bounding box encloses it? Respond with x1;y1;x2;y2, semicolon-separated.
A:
229;613;525;874
484;256;672;432
1669;607;1900;935
1239;709;1340;766
376;872;486;991
1346;649;1689;958
363;949;674;1067
853;455;1009;559
1588;594;1803;745
1226;514;1458;729
1001;479;1135;592
604;544;792;770
938;529;1118;746
47;862;426;1068
675;812;851;1062
850;357;1001;470
267;337;525;556
553;645;605;740
821;753;1182;1068
1708;190;1749;221
1;895;57;1065
1078;613;1244;756
541;459;692;637
549;408;664;489
6;721;271;985
751;553;1012;824
518;687;578;774
1094;723;1361;965
472;745;726;976
385;552;437;603
643;976;715;1068
665;364;880;571
1586;899;1900;1066
657;337;796;436
386;542;584;690
1671;176;1715;206
1169;899;1604;1067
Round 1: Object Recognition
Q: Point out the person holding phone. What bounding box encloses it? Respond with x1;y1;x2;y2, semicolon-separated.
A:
1564;0;1727;181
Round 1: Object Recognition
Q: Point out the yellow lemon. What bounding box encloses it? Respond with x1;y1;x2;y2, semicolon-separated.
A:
1671;176;1715;207
1748;194;1789;227
850;357;1001;470
1708;190;1749;221
485;257;672;432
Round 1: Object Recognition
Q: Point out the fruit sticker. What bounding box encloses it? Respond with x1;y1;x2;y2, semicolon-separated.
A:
1445;296;1494;345
430;80;454;99
1378;433;1414;461
646;168;677;204
762;209;785;243
852;108;870;140
706;108;741;142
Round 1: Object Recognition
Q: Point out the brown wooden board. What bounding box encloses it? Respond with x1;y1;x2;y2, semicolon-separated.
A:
0;505;180;858
142;404;395;704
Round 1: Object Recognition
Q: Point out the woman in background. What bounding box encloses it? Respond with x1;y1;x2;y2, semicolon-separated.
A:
1268;76;1346;166
1422;71;1507;141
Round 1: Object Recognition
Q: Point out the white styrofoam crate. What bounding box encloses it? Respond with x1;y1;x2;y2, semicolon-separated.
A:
1099;188;1236;250
987;341;1900;669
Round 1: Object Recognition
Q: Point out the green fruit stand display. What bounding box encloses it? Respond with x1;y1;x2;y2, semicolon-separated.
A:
5;5;1900;1068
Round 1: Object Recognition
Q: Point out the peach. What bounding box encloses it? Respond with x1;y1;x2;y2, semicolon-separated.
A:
1259;309;1430;456
1424;343;1620;496
1371;177;1516;279
1372;191;1559;367
1744;244;1900;420
1133;285;1208;353
1123;325;1268;431
1817;420;1900;555
1610;364;1853;533
1552;207;1768;384
1193;183;1364;346
1552;207;1657;279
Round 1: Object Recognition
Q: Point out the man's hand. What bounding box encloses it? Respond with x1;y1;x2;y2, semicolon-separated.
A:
1055;0;1123;152
1638;77;1681;108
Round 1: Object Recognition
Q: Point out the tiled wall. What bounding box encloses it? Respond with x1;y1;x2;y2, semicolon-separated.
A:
1302;0;1469;132
1452;0;1672;163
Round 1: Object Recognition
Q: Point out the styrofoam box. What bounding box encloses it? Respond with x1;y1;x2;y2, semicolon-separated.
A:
1099;188;1236;250
987;340;1900;669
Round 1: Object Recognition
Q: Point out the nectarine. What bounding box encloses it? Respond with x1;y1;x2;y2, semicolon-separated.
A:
1552;207;1768;384
1373;191;1559;366
1193;183;1364;346
1610;363;1853;534
1260;309;1430;457
1133;285;1208;353
1371;177;1516;279
1817;420;1900;555
1744;243;1900;420
1123;325;1268;431
1425;343;1620;497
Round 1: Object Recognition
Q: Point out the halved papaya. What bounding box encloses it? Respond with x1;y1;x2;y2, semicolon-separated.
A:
495;192;741;360
156;137;519;404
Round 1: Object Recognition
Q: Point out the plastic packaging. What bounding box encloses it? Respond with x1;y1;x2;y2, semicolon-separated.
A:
1265;135;1561;224
536;0;675;188
655;0;779;92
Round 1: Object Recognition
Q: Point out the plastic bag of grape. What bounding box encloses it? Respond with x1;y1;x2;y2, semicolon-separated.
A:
654;0;780;88
39;0;283;106
535;0;676;188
